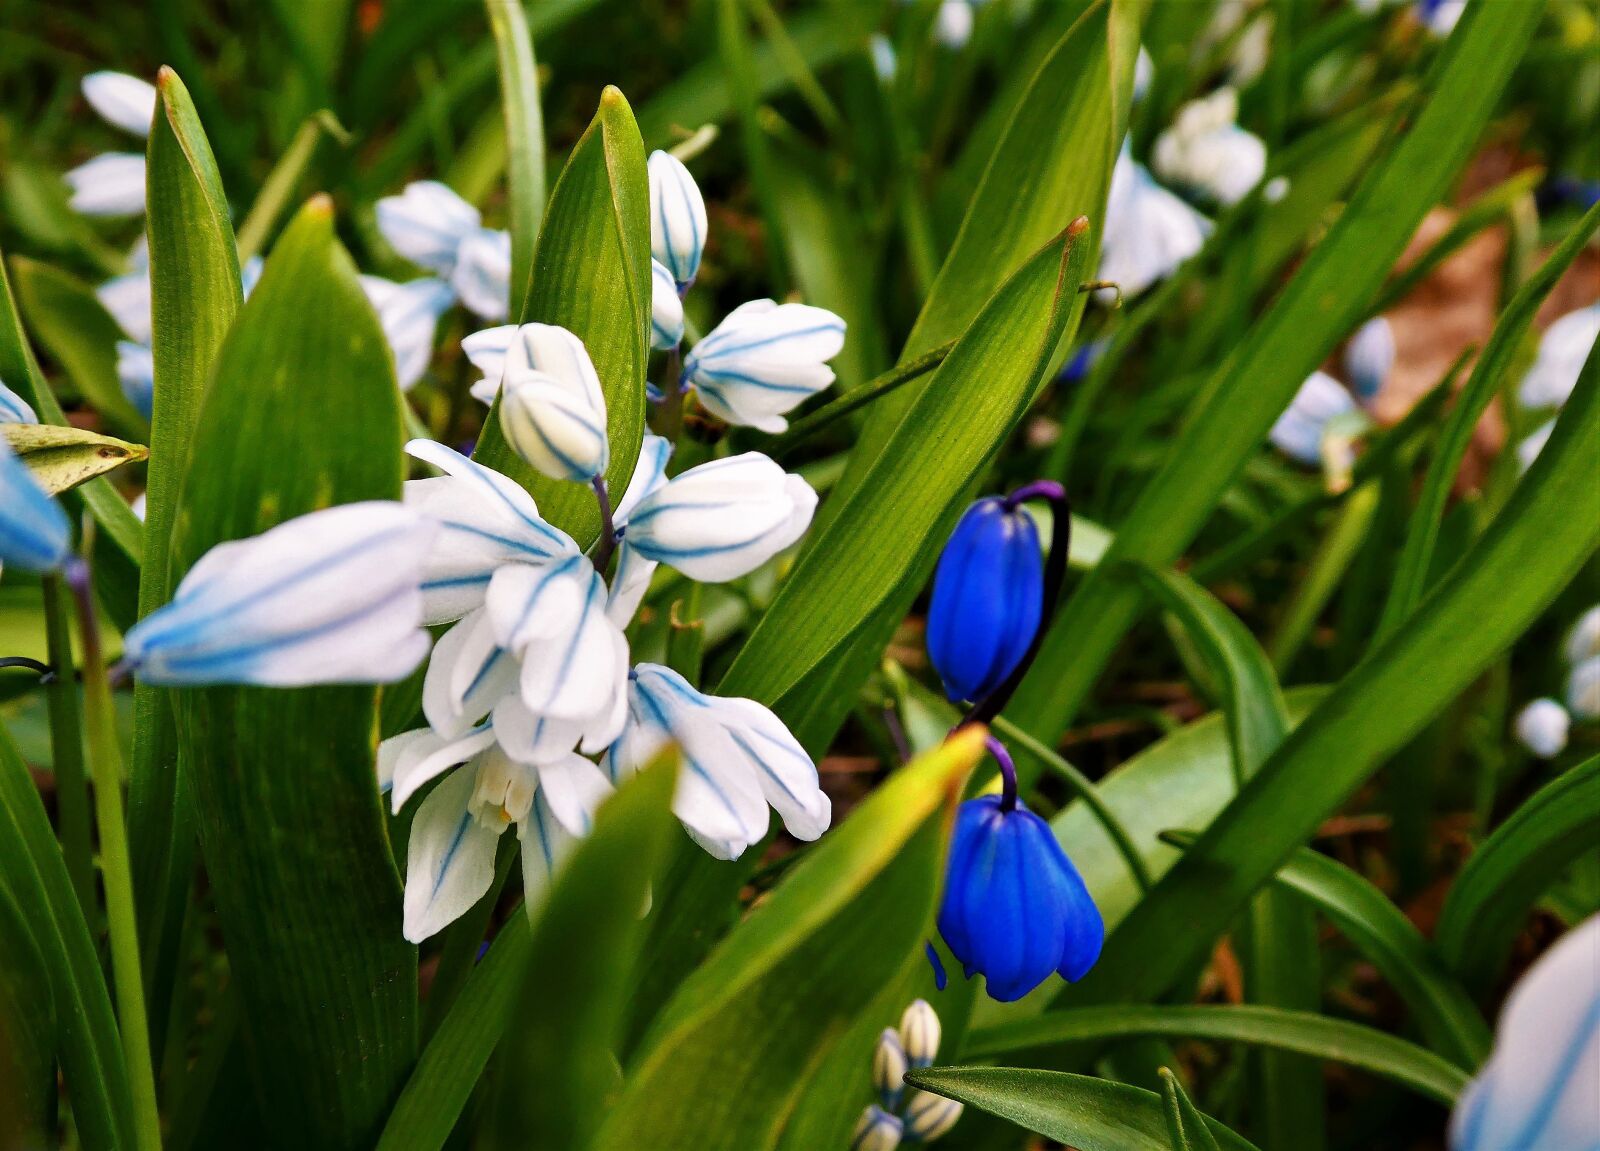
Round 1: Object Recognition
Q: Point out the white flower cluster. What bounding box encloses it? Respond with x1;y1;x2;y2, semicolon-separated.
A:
1516;303;1600;473
1513;603;1600;759
854;1000;963;1149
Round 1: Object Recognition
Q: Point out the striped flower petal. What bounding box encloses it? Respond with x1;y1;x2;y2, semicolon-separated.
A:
422;608;519;739
360;276;456;392
376;180;482;278
82;72;157;138
402;763;502;943
648;150;707;289
682;300;846;433
650;258;685;351
450;228;511;321
381;724;497;813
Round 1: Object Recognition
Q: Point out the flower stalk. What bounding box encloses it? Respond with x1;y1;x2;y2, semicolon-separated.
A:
41;574;96;917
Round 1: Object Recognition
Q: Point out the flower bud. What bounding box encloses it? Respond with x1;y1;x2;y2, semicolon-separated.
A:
852;1105;903;1151
1564;605;1600;666
681;300;845;432
1513;699;1570;760
650;258;685;351
872;1028;907;1111
1567;656;1600;722
648;151;707;290
903;1089;964;1142
500;368;609;482
926;498;1043;705
898;999;941;1069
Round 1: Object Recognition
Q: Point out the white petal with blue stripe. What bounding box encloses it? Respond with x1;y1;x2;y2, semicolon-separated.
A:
647;150;707;289
422;607;519;739
376;180;482;278
0;439;71;574
402;762;502;943
683;300;846;433
82;72;157;138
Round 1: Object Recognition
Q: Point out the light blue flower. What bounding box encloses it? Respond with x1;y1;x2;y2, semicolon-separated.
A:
1152;87;1267;207
402;438;579;625
0;376;38;424
648;151;707;291
873;1029;908;1111
1344;316;1395;404
1565;605;1600;666
1098;149;1211;299
375;181;510;321
0;438;71;574
681;300;846;432
1449;913;1600;1151
1520;303;1600;411
116;340;155;419
1418;0;1466;37
605;663;829;860
620;452;817;582
359;275;456;391
1269;371;1358;467
650;259;685;351
120;501;437;686
68;72;156;217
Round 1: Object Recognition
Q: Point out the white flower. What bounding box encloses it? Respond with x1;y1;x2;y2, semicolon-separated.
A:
375;181;509;320
873;1030;908;1109
650;259;685;351
65;152;148;218
934;0;975;48
1519;304;1600;411
98;265;153;344
605;663;830;860
486;556;629;748
1516;420;1555;474
359;276;456;391
606;433;673;628
1419;0;1466;38
82;72;157;138
491;324;610;482
648;151;707;290
1449;913;1600;1151
1564;605;1600;666
899;999;942;1068
0;439;71;574
1098;150;1211;299
1514;699;1570;759
681;300;846;432
1568;656;1600;721
903;1090;963;1142
422;607;518;740
870;34;898;83
620;452;817;582
852;1106;903;1151
1344;316;1395;404
121;502;437;686
0;377;38;424
1152;88;1267;207
402;439;578;625
1133;45;1154;102
116;341;154;419
1269;371;1357;466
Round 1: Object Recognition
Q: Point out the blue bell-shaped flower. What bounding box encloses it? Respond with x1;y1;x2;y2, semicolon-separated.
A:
926;498;1043;705
937;792;1104;1002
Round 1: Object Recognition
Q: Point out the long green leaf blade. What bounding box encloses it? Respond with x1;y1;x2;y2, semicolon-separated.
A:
486;0;545;318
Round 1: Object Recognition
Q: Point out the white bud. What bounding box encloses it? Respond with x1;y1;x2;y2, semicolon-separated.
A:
852;1105;903;1151
648;151;707;290
1564;606;1600;666
903;1089;964;1142
898;999;941;1068
872;1028;907;1111
1567;657;1600;721
1514;699;1570;759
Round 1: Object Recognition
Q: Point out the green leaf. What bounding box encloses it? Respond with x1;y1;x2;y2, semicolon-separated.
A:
0;724;135;1150
130;65;246;1067
1375;199;1600;642
488;759;680;1150
1229;839;1489;1066
0;878;57;1148
1051;324;1600;1019
9;256;150;437
1013;0;1548;739
472;87;649;547
235;110;349;262
170;198;416;1150
0;251;143;628
596;727;989;1151
903;1067;1260;1151
2;423;147;494
967;1004;1469;1106
718;223;1093;748
486;0;546;318
1437;753;1600;990
1160;1069;1223;1151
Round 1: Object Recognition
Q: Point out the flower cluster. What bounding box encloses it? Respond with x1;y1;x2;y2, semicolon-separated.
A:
1269;316;1395;488
854;1000;963;1149
1152;88;1267;208
381;320;831;942
1512;602;1600;759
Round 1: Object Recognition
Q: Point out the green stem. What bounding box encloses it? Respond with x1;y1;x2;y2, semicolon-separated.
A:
67;558;162;1151
993;716;1154;895
767;339;955;460
41;574;96;918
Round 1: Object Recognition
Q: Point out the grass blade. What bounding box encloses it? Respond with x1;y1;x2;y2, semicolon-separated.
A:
486;0;545;318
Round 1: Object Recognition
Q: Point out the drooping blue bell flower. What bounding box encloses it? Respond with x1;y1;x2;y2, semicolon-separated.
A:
926;497;1044;705
937;785;1104;1002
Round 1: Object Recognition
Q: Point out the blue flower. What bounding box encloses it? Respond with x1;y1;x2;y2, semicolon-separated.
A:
937;794;1103;1002
926;498;1043;704
0;438;71;574
0;376;38;424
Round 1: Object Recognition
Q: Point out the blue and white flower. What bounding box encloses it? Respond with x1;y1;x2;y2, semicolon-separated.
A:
1344;316;1395;404
1449;913;1600;1151
0;377;38;425
680;300;847;432
648;151;707;291
1417;0;1466;37
1513;698;1570;759
1269;370;1363;467
619;452;817;582
903;1090;964;1142
605;663;829;861
1098;148;1211;299
1519;303;1600;411
0;438;71;574
66;72;156;217
650;259;686;351
499;367;609;483
1564;605;1600;666
1152;87;1267;208
120;502;438;686
376;180;511;321
116;341;156;419
899;1000;941;1070
852;1106;903;1151
872;1029;908;1111
1568;656;1600;722
359;276;457;392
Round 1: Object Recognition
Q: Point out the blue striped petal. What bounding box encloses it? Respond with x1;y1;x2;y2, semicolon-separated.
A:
650;259;685;351
450;228;510;321
682;300;845;433
376;180;482;278
648;151;707;289
360;275;455;391
402;762;502;942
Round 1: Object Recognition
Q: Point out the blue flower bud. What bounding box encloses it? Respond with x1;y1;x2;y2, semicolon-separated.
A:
937;795;1103;1002
926;498;1043;704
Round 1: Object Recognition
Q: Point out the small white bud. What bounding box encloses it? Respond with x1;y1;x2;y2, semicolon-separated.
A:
1564;606;1600;666
1514;699;1570;759
852;1105;903;1151
898;999;941;1068
1567;657;1600;722
903;1089;964;1142
872;1028;907;1111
